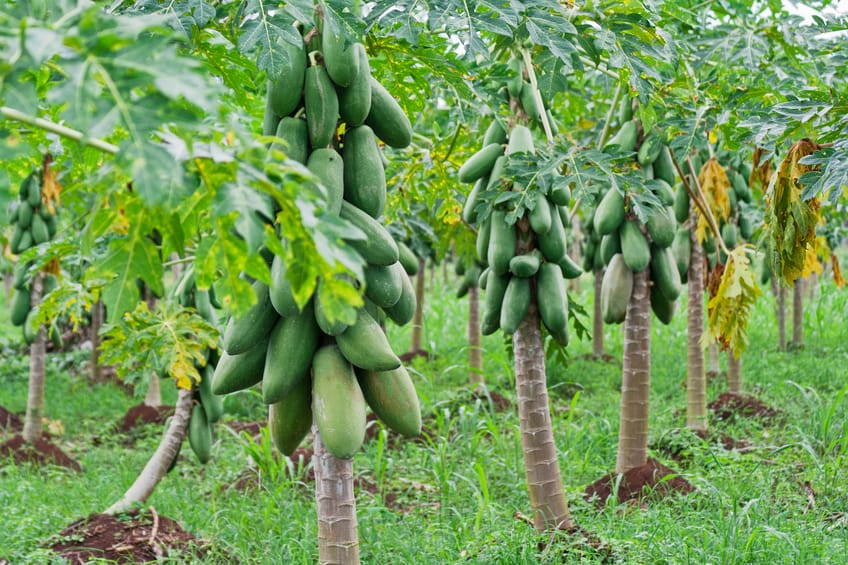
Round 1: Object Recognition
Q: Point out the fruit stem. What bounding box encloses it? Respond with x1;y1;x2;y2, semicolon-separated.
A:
519;47;554;144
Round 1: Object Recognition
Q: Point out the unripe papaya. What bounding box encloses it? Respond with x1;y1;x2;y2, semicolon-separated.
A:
365;77;413;149
339;200;399;265
10;287;31;327
673;185;690;224
384;268;416;326
722;222;738;249
222;281;279;356
499;275;530;334
364;262;405;309
397;241;419;275
305;63;339;148
483;120;507;145
603;121;638;154
600;231;621;265
672;229;691;280
487;209;516;275
343;125;387;218
323;33;361;88
646;206;676;248
315;284;349;336
338;43;371;126
462;177;486;225
270;255;298;317
537;262;569;346
211;339;269;395
528;194;552;235
481;271;509;335
336;309;401;372
18;201;33;229
357;365;421;437
637;132;663;166
538;200;567;263
519;82;541;121
652;179;675;207
188;404;212;464
267;35;307;117
198;364;224;424
312;345;366;459
476;214;491;264
549;184;572;206
262;302;320;404
650;282;677;325
652;145;676;185
594;187;625;236
269;376;312;456
601;254;633;324
558;253;583;280
506;125;535;155
459;143;504;184
620;220;651;273
650;245;681;301
271;117;309;164
307;148;344;214
509;252;541;278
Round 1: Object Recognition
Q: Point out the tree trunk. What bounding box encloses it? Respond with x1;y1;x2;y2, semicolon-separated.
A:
792;278;803;347
513;299;572;531
726;349;742;394
91;299;104;382
442;258;448;286
708;341;720;375
615;268;651;474
22;274;46;444
468;284;484;387
592;268;605;358
144;374;162;407
314;429;360;565
3;271;11;303
105;387;193;514
568;216;582;293
806;272;818;300
409;257;426;353
777;284;786;351
686;229;707;432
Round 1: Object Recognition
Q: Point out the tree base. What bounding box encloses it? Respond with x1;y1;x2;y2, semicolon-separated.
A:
0;434;81;471
0;405;23;432
584;458;694;506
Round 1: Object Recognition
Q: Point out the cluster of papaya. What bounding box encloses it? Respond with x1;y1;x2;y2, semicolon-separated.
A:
455;256;482;298
594;102;682;326
460;59;580;345
172;267;224;464
212;12;421;460
8;170;63;347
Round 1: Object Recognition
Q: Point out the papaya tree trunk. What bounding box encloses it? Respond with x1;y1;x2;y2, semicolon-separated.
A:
792;278;803;347
513;298;572;531
686;230;707;432
144;374;162;407
592;268;605;358
22;274;46;444
806;272;818;300
105;387;192;514
708;341;720;375
726;349;742;394
409;257;426;353
90;299;104;382
777;283;787;350
615;268;651;474
468;284;484;387
3;271;11;302
314;429;360;565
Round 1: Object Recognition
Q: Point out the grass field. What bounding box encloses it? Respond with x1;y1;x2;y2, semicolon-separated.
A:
1;271;847;564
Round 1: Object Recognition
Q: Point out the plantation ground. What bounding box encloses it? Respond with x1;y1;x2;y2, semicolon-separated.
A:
1;271;847;564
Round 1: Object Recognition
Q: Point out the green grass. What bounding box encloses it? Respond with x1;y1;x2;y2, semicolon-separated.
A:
1;272;847;564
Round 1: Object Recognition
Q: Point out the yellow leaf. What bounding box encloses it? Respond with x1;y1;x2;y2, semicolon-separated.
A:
708;128;718;144
833;255;845;289
40;160;62;214
706;246;763;354
695;158;731;243
800;245;822;278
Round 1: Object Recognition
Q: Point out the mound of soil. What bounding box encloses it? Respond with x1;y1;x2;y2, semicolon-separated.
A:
0;406;22;432
399;348;430;363
118;404;174;433
47;509;205;563
0;435;81;471
584;458;694;506
471;389;511;412
225;420;264;440
709;393;779;422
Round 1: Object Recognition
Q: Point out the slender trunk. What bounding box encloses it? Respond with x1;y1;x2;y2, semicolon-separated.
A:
429;261;435;290
568;216;582;293
105;387;193;514
3;271;11;302
806;272;818;300
708;341;720;374
792;278;803;347
616;268;651;474
91;299;104;382
144;374;162;407
22;274;46;443
314;429;360;564
442;259;448;286
777;284;787;351
686;230;707;432
592;268;605;358
410;258;426;353
468;284;484;387
726;349;742;394
514;299;572;531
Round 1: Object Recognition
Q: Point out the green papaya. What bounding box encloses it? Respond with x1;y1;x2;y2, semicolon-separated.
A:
26;174;41;208
617;97;633;124
262;89;281;137
211;339;269;395
462;176;486;225
269;255;298;317
674;186;690;224
506;125;535;155
323;33;361;88
342;125;387;218
538;200;567;263
383;268;416;326
18;201;33;229
312;345;367;458
481;271;509;335
31;214;49;245
483;120;507;146
603;121;638;154
305;63;339;149
672;229;691;280
365;77;413;149
476;214;491;264
537;262;569;346
459;143;504;184
336;309;401;371
646;206;676;248
262;302;319;404
722;222;738;249
509;252;541;278
198;364;224;424
338;43;372;126
600;231;621;265
269;375;313;456
485;155;508;192
223;280;279;355
357;365;421;437
308;148;344;215
637;132;663;166
339;200;398;265
549;184;572;206
739;214;753;241
188;404;212;464
44;213;58;238
620;220;651;273
652;179;675;207
396;241;418;276
519;82;541;121
10;287;31;327
557;253;583;280
499;276;530;334
650;282;677;325
13;262;28;289
10;224;24;254
594;187;625;236
478;267;490;289
652;145;676;185
271;117;309;165
43;273;58;295
601;254;633;324
364;262;404;309
487;209;516;275
314;285;349;336
267;35;307;117
528;195;552;235
651;245;681;301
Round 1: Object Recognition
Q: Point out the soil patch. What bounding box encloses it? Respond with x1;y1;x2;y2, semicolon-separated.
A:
225;420;264;440
471;389;511;412
584;458;694;506
0;406;22;432
708;392;780;422
695;429;750;451
399;348;430;363
0;434;81;471
47;509;206;563
117;404;174;433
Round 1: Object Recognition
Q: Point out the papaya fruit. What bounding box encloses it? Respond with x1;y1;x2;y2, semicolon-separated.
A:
537;262;569;346
10;287;31;327
339;200;399;265
519;82;541;121
582;237;597;273
323;33;360;88
44;213;58;238
13;262;28;290
601;254;633;324
483;120;507;145
650;282;677;325
739;213;753;241
594;187;625;236
335;308;401;371
509;252;541;278
603;121;638;154
10;224;24;254
271;117;309;165
487;209;516;275
600;231;621;265
365;77;413;149
646;206;676;248
268;375;313;456
397;241;419;276
305;63;339;149
617;97;633;124
26;174;41;208
558;253;583;280
652;145;676;185
314;285;349;336
528;194;552;235
188;404;212;464
652;179;675;207
722;222;738;249
499;275;530;334
549;184;572;206
637;132;663;166
476;214;491;264
43;273;58;295
478;267;490;289
383;268;416;326
211;339;269;395
672;229;691;280
650;245;681;301
269;255;299;317
198;364;224;424
262;302;320;404
338;43;372;127
459;143;504;184
267;35;307;117
620;220;651;273
307;148;344;214
481;271;509;336
364;262;404;309
462;176;487;224
312;345;367;458
357;365;421;437
538;199;567;263
485;155;508;192
674;185;690;224
506;125;535;155
343;125;387;218
222;280;278;355
262;89;281;137
18;201;33;229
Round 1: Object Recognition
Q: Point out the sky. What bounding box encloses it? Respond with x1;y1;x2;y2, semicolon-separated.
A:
784;0;848;22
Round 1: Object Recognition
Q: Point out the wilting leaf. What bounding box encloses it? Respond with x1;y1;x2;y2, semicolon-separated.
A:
705;246;762;355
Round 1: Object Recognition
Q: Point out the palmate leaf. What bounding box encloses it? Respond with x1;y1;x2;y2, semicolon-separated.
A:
237;0;303;80
695;158;731;243
705;246;762;355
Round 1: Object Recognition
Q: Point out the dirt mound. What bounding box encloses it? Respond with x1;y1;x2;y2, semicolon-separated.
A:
226;420;264;439
584;458;694;506
0;406;22;431
117;404;174;433
0;435;81;471
709;393;780;422
399;348;430;363
472;389;511;412
47;509;205;563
